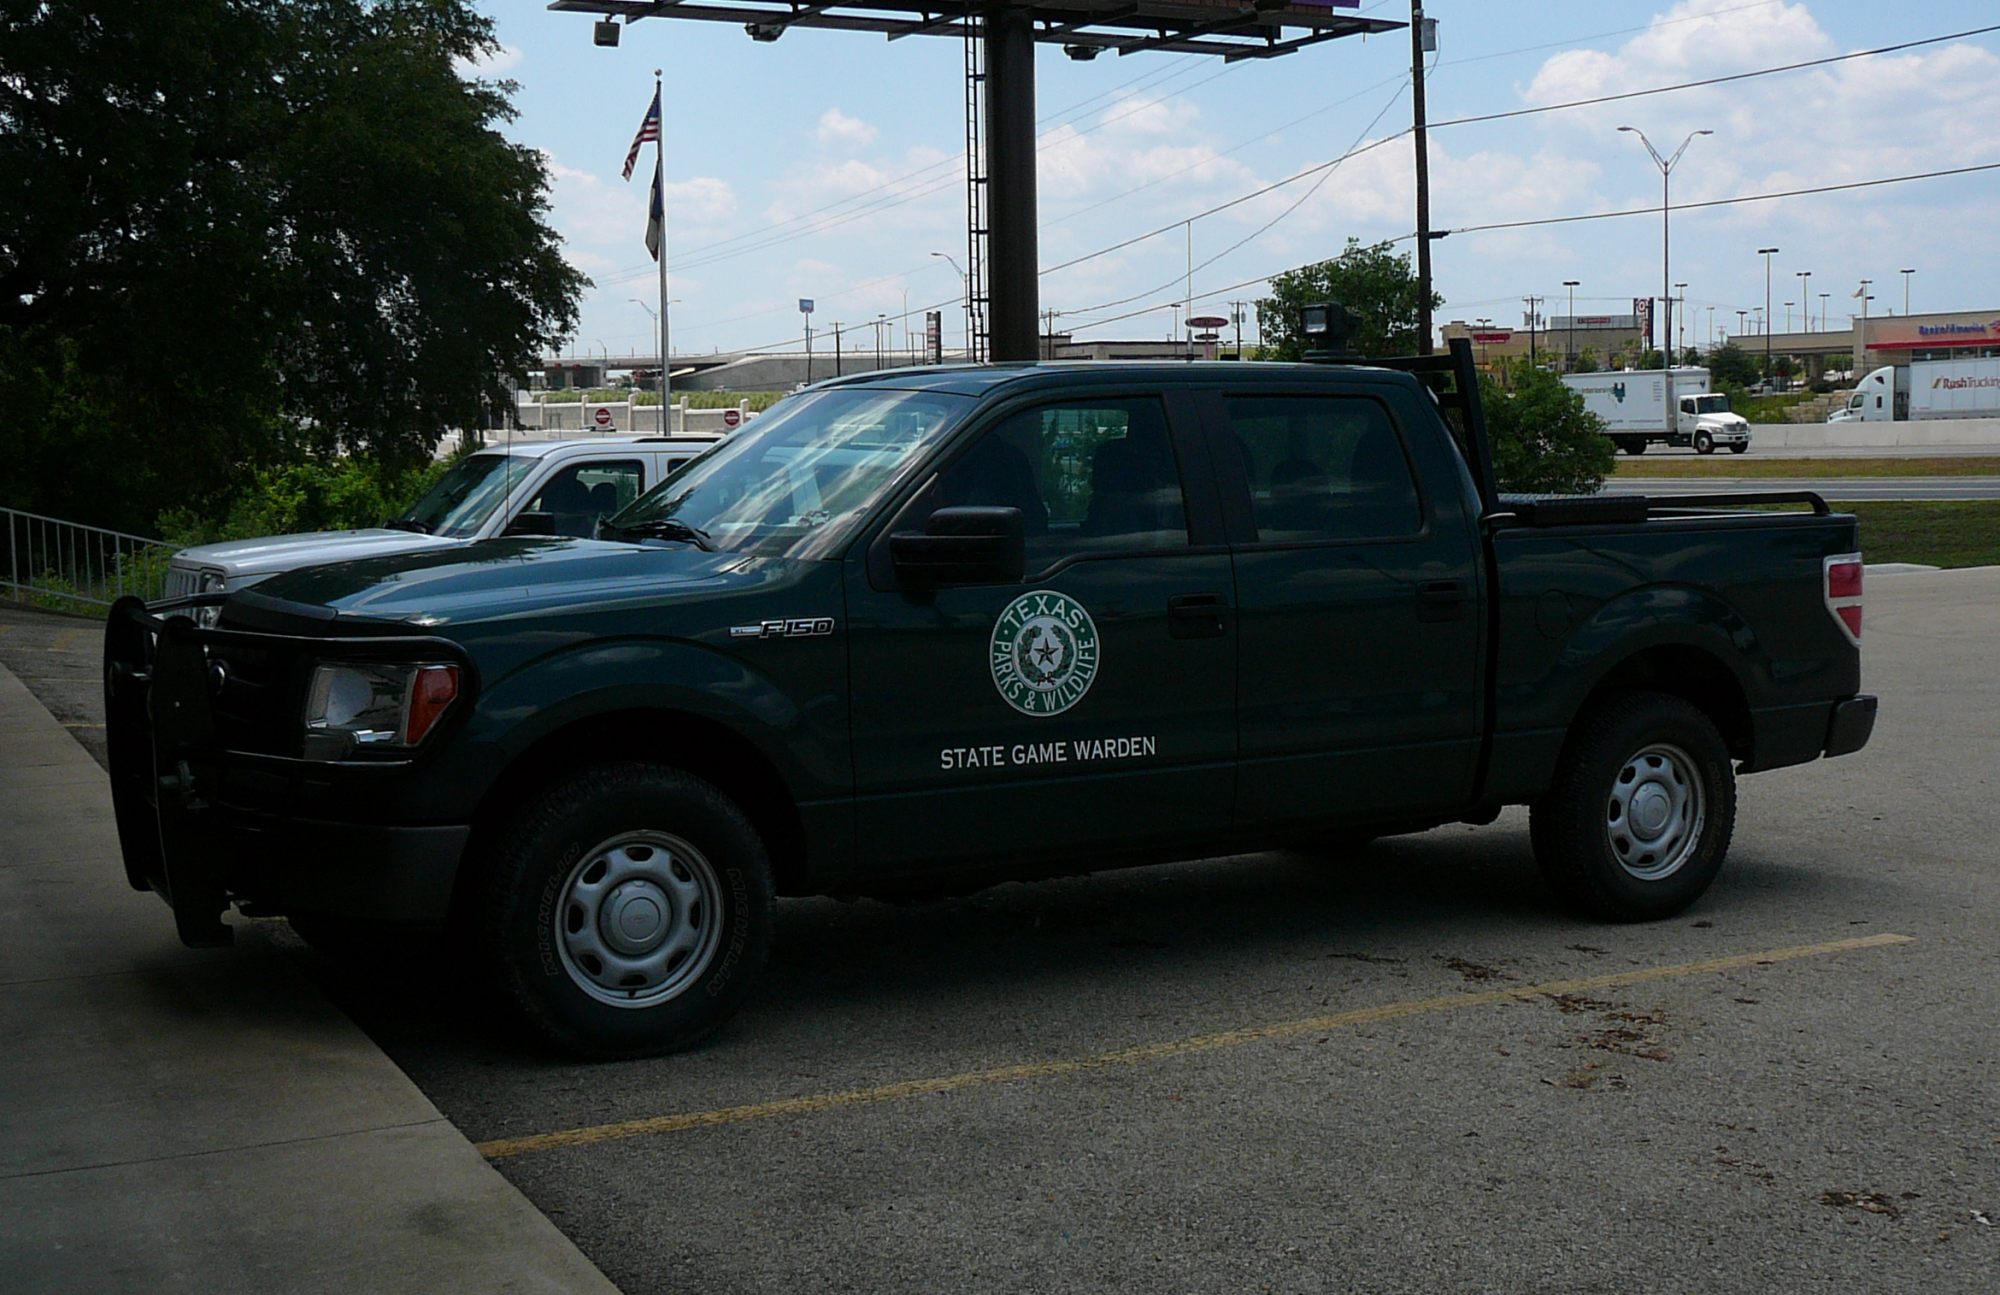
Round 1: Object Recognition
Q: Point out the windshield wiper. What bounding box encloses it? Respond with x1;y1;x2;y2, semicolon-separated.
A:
603;517;714;551
382;517;431;534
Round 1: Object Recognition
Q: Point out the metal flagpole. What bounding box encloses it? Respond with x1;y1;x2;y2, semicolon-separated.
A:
655;69;673;427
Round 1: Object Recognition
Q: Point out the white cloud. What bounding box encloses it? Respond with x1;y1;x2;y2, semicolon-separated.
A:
817;108;879;148
456;42;523;78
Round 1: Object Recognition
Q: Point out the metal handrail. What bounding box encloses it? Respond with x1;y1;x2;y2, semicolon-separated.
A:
2;506;174;611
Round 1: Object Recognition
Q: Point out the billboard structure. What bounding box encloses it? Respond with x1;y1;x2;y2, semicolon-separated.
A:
552;1;1401;361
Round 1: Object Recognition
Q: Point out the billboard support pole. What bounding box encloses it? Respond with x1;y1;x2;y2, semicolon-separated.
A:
984;5;1038;361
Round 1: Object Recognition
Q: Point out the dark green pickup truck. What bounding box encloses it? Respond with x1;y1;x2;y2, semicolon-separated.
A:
106;339;1875;1056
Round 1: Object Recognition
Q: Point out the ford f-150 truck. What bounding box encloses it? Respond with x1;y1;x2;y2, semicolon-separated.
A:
106;335;1875;1057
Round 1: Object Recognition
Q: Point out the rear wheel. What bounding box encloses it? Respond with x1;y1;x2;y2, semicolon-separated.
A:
1729;443;1750;454
1620;438;1648;456
475;762;775;1058
1530;692;1736;921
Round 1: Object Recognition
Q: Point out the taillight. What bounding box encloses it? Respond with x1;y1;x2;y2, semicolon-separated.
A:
1824;553;1862;644
404;664;461;745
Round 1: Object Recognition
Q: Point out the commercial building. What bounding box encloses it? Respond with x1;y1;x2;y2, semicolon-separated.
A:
1440;314;1649;372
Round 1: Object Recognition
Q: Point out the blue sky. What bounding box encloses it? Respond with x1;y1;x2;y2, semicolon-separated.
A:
475;0;2000;359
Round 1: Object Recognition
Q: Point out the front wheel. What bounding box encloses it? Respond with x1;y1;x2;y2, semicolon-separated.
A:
475;762;775;1058
1694;431;1715;454
1530;692;1736;922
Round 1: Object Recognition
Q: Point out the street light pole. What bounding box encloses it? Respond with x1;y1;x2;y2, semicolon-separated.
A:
931;251;970;360
1901;268;1914;316
1562;280;1579;372
1796;270;1812;333
1618;125;1712;363
1758;246;1779;385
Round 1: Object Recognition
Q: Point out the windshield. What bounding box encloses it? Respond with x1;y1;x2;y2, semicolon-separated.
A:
1691;394;1731;414
609;387;971;558
398;454;534;539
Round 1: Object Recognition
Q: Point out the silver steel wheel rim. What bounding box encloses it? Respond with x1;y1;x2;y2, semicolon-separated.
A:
554;830;724;1009
1605;742;1706;881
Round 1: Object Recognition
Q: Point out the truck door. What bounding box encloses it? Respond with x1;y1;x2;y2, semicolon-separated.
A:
1199;385;1483;833
843;391;1236;875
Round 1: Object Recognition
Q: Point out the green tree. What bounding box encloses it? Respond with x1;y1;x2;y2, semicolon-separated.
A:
1254;239;1442;360
1706;341;1760;387
1480;359;1615;495
1572;347;1600;374
0;0;584;531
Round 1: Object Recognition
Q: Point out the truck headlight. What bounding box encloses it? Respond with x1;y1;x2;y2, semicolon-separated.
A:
302;662;460;760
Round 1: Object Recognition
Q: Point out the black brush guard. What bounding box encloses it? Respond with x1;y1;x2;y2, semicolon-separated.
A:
103;595;470;947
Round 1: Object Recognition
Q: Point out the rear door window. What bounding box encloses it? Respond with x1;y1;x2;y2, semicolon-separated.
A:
1218;395;1422;543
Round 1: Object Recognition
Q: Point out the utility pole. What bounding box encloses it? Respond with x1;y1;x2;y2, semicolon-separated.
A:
1230;300;1247;358
831;322;843;377
1758;246;1779;384
1411;1;1436;354
1673;283;1687;358
1562;280;1579;372
1043;308;1057;360
1522;295;1542;365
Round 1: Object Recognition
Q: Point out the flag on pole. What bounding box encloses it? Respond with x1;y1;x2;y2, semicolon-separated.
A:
622;87;661;181
645;157;663;261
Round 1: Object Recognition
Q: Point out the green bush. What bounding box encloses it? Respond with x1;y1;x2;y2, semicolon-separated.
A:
1481;359;1616;495
159;454;453;546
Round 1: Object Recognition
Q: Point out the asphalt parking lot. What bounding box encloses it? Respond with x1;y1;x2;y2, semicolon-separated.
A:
4;572;1996;1293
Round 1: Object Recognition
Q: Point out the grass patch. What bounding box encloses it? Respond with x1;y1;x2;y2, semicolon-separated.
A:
1613;455;2000;479
1835;501;2000;568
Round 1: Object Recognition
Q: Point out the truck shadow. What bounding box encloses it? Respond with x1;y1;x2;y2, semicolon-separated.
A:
303;825;1848;1075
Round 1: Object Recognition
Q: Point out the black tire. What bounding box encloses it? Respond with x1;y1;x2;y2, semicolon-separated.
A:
1530;691;1736;922
1729;443;1750;454
1621;438;1648;456
475;762;775;1058
1694;431;1715;454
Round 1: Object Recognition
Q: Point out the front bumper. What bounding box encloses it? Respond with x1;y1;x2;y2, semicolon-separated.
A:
103;596;473;946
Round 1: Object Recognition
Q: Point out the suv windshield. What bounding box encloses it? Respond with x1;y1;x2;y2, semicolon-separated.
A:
608;387;970;558
396;454;534;539
1691;394;1731;414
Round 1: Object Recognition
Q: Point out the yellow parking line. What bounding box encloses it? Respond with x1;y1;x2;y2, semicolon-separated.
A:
477;932;1912;1161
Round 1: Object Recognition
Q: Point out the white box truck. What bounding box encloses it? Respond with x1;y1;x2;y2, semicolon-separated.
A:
1561;368;1752;455
1827;356;2000;422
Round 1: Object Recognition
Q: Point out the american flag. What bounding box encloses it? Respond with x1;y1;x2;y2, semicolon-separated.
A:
622;87;661;181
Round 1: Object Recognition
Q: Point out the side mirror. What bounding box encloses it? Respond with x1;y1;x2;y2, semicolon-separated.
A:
505;511;557;537
890;506;1025;588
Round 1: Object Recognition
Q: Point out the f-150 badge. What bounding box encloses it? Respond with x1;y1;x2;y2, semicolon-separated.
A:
991;589;1099;717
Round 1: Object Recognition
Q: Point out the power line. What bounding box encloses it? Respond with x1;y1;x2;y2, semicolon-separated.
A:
1430;22;2000;131
1037;21;2000;287
1437;160;2000;236
1061;161;2000;336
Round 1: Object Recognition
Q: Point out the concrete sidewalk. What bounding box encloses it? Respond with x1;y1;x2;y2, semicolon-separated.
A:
0;663;619;1293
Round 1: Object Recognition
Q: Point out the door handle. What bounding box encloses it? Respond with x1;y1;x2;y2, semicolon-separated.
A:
1168;594;1229;640
1416;579;1469;622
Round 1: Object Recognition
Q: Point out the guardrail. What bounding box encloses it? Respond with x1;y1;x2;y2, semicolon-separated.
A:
1;507;173;614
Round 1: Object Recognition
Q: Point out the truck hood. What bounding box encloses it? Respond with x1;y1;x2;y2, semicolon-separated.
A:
176;528;462;579
239;537;786;626
1696;414;1751;432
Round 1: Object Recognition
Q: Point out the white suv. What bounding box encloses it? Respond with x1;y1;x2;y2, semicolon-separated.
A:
163;436;719;607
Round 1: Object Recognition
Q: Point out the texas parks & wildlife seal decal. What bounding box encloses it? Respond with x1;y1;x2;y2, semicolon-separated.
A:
990;589;1100;717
